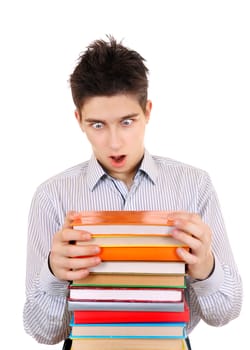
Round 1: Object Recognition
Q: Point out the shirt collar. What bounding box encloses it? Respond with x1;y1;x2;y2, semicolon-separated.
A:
86;149;158;191
86;154;107;191
138;149;158;184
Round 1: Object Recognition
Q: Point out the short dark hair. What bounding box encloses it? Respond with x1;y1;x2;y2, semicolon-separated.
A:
69;35;149;115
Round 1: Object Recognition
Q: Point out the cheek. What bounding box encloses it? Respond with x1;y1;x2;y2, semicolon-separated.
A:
86;132;106;147
132;125;146;141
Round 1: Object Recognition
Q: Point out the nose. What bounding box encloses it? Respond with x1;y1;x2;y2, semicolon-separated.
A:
108;127;122;150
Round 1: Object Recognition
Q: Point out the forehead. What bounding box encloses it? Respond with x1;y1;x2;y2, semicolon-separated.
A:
81;94;143;120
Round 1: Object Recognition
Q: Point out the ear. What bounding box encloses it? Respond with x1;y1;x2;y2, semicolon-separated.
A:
74;110;85;132
145;100;152;123
74;109;81;122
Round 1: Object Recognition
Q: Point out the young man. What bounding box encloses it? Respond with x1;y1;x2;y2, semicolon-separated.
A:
23;36;242;349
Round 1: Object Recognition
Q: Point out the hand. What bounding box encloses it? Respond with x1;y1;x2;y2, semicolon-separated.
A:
49;211;101;281
169;212;214;280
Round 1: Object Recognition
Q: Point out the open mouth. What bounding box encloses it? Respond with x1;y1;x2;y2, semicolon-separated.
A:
110;155;126;167
111;155;126;163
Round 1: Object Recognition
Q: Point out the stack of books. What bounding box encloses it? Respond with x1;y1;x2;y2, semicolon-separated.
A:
67;211;189;350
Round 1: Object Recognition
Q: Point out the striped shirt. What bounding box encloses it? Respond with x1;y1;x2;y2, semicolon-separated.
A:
23;150;242;344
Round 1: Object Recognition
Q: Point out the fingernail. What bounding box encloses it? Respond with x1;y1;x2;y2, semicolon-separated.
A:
173;220;181;227
94;246;101;253
171;229;178;237
83;232;91;240
94;256;101;264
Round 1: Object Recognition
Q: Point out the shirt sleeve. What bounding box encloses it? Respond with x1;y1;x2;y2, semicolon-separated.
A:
23;186;71;344
187;172;243;333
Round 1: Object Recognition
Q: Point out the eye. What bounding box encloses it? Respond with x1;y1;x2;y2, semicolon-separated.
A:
121;119;133;126
92;122;104;129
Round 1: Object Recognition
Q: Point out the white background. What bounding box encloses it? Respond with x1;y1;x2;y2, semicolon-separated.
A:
0;1;249;349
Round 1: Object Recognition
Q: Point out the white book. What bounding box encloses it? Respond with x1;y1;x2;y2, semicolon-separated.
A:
76;235;184;246
74;224;173;235
69;287;183;302
89;261;186;275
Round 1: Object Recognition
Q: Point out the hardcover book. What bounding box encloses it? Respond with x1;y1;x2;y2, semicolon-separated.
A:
88;261;186;275
72;210;175;226
73;224;174;235
68;299;185;312
68;286;184;302
70;337;188;350
76;235;185;246
73;299;190;324
90;245;188;261
72;273;186;288
70;319;187;338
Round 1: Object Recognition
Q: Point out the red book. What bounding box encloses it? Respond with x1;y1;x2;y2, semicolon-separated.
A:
73;298;190;324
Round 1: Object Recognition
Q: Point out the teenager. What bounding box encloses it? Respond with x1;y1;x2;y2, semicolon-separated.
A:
23;35;242;349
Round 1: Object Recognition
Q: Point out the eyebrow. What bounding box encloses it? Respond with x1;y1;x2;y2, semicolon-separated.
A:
84;113;139;123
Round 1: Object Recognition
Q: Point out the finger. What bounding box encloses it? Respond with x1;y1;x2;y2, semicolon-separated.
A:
54;254;101;278
169;211;207;242
68;255;101;270
171;229;202;251
172;220;212;253
176;247;198;265
65;268;90;281
168;212;201;237
60;228;92;244
66;243;101;258
173;219;204;240
168;211;201;225
63;211;82;229
63;256;102;281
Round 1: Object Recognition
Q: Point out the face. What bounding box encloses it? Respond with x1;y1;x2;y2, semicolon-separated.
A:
75;94;152;186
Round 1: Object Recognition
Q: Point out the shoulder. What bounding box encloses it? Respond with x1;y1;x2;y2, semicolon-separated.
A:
152;155;216;205
151;154;212;187
35;160;90;192
152;154;207;174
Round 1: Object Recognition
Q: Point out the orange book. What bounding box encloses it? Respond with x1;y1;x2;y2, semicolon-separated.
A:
96;245;188;261
72;210;175;226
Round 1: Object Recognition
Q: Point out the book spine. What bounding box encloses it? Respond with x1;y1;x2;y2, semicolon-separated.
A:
88;261;186;274
73;310;190;324
69;334;186;339
68;300;184;312
70;337;186;350
72;211;175;226
97;246;188;261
